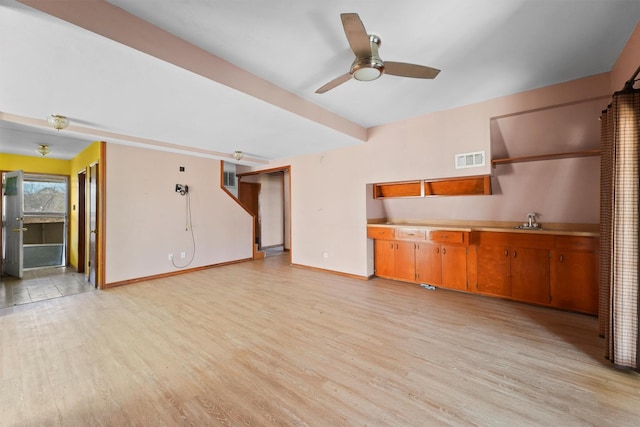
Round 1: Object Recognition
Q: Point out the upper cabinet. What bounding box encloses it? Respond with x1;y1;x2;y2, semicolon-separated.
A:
373;175;491;199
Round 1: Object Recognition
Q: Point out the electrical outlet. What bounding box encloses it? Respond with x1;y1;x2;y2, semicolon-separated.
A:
180;251;186;259
168;253;173;260
322;251;329;258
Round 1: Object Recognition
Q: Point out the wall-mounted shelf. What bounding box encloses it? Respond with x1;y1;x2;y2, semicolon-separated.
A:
373;181;422;198
491;149;601;167
373;175;491;199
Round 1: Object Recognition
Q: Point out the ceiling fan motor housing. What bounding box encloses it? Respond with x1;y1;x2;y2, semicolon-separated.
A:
351;35;384;81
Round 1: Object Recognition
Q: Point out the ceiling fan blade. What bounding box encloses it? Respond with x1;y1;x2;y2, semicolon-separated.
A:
384;62;441;79
340;13;371;57
315;73;352;94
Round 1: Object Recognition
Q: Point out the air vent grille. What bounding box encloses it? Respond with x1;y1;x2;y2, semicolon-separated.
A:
455;151;485;169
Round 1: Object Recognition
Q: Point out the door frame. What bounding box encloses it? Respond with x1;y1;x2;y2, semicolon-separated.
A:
237;165;291;258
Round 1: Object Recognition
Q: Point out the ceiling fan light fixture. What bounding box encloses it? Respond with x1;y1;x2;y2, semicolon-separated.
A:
353;66;382;81
36;144;50;157
47;114;69;131
351;54;384;82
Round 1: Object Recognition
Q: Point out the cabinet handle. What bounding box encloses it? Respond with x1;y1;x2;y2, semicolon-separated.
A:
513;250;518;258
436;247;440;254
442;248;447;255
559;255;564;262
504;249;509;257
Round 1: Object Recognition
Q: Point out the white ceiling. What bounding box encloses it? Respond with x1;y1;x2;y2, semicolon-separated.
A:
1;0;639;162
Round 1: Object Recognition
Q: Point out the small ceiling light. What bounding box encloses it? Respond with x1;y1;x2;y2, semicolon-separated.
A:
47;114;69;130
233;150;244;161
36;144;50;157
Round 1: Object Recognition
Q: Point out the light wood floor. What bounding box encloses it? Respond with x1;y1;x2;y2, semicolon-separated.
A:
1;254;638;426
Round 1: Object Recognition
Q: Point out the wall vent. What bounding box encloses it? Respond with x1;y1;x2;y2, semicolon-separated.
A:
455;151;485;169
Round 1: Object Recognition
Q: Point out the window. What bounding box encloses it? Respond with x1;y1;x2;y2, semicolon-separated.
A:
23;176;67;214
223;171;236;187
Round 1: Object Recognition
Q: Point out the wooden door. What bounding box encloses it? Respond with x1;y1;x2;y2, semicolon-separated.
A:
239;182;261;247
511;247;551;304
394;241;416;282
415;242;441;285
551;250;598;314
374;240;395;278
441;244;468;291
77;170;86;273
476;244;511;296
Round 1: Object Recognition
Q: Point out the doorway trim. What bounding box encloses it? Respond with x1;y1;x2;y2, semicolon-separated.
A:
237;165;291;259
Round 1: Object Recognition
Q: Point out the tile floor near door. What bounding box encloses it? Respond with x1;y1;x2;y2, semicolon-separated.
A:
0;267;93;309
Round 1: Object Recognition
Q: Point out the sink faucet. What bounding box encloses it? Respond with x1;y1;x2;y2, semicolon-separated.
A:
527;213;537;228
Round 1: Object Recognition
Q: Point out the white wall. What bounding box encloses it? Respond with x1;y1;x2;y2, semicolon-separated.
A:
241;172;285;248
258;173;284;248
105;144;253;284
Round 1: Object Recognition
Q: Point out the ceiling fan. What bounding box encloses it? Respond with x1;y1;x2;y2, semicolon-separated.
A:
315;13;440;94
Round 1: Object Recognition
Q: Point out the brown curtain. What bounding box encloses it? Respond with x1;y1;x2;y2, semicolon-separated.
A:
599;88;640;371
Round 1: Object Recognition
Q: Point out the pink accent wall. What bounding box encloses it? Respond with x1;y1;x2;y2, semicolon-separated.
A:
105;144;253;284
277;72;614;277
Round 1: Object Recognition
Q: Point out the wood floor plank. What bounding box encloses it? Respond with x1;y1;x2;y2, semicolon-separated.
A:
1;255;639;426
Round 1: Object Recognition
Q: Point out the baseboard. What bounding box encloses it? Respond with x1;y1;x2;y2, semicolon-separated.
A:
103;258;252;289
290;263;370;280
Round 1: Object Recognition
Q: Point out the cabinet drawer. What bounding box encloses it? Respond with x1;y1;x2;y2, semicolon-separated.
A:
430;230;466;244
367;227;394;240
555;236;598;251
395;228;426;240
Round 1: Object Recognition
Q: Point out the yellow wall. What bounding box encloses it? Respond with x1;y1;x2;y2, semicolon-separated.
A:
0;153;70;175
1;143;101;271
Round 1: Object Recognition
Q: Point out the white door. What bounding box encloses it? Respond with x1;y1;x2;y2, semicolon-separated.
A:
4;170;24;278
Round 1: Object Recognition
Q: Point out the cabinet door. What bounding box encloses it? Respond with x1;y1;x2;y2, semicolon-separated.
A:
441;244;467;291
374;240;395;278
551;250;598;314
511;247;551;304
415;243;441;285
476;244;511;296
394;241;416;282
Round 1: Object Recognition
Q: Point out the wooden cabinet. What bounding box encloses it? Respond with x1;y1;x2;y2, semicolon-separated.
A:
415;243;441;285
474;232;553;303
373;239;415;282
369;225;598;315
373;175;491;198
476;241;511;296
415;231;469;291
511;247;551;304
373;239;395;278
440;244;468;291
394;240;417;282
433;231;468;291
550;236;598;314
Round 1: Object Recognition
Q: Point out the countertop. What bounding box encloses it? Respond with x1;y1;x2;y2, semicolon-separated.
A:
367;220;599;237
